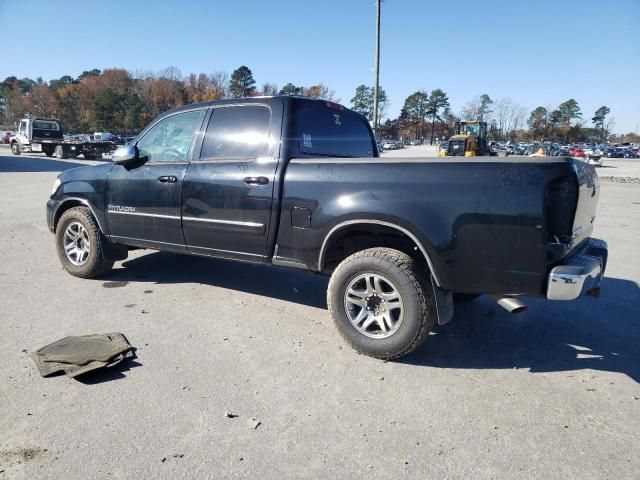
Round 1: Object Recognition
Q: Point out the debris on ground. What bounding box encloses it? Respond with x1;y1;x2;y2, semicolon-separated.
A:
225;411;239;418
30;333;136;378
247;418;261;429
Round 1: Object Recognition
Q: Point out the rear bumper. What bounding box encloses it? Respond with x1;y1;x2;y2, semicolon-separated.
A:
546;238;608;300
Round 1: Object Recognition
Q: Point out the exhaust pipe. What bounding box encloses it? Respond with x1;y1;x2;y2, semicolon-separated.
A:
491;295;527;314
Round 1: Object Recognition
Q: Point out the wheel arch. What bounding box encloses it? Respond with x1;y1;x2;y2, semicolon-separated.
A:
53;198;106;235
318;219;442;286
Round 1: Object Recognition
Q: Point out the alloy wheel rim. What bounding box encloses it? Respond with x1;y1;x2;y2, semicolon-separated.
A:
344;272;404;339
63;222;91;266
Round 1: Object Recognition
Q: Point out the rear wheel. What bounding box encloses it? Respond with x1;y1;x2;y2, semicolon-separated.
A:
55;145;67;159
83;153;96;160
11;142;21;155
327;247;436;360
43;145;55;157
55;207;114;278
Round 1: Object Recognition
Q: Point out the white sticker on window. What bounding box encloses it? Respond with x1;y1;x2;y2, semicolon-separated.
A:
333;114;341;125
303;133;312;149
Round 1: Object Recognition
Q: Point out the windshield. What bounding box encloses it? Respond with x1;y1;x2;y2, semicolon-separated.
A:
458;122;480;136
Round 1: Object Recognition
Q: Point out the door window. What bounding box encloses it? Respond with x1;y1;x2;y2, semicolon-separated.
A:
200;106;271;160
137;109;205;162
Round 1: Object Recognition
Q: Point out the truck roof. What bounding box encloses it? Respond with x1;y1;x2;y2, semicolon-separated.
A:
160;95;366;121
22;117;60;122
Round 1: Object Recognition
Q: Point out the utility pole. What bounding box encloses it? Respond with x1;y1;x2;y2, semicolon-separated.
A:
372;0;381;139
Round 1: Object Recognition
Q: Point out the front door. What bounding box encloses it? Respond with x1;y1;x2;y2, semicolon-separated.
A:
105;108;206;250
181;103;280;260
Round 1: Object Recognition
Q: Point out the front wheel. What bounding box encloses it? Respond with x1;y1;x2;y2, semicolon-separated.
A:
55;207;114;278
11;142;21;155
327;248;436;360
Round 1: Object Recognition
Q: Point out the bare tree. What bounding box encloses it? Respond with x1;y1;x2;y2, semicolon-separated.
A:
492;98;527;140
158;66;183;81
261;82;279;96
304;83;339;102
209;71;229;99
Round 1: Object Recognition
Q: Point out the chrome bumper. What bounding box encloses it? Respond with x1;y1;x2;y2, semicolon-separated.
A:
547;238;608;300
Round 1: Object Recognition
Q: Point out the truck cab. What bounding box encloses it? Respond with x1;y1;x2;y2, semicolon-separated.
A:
11;117;63;156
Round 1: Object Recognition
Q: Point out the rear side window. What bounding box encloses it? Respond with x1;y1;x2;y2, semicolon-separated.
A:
33;121;60;131
200;106;271;159
294;108;374;157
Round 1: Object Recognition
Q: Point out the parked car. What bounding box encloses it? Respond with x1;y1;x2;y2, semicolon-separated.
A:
382;140;397;150
551;147;569;156
46;96;608;360
623;149;639;159
605;148;624;158
586;156;604;167
1;131;13;144
569;147;585;158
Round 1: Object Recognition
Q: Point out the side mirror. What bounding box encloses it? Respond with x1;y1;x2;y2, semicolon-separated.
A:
112;145;139;165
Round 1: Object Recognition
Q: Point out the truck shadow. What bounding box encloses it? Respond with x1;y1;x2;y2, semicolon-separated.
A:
109;252;640;383
113;252;330;310
0;153;100;172
403;277;640;383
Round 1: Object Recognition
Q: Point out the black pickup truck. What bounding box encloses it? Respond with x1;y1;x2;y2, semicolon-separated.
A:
46;96;608;360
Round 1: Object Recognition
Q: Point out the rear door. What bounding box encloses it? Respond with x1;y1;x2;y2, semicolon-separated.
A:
105;108;206;250
181;102;281;260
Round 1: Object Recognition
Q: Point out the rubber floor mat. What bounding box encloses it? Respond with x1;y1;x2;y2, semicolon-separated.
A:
31;333;136;378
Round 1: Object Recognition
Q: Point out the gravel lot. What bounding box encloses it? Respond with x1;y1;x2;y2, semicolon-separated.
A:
1;149;639;479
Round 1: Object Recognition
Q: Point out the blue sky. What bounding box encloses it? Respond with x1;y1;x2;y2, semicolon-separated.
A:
2;0;639;132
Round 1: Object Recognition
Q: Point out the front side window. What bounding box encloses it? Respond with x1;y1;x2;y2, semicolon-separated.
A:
200;106;271;159
293;108;374;157
137;109;205;162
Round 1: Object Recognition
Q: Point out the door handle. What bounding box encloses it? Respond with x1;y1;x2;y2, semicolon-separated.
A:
158;175;178;183
243;176;269;186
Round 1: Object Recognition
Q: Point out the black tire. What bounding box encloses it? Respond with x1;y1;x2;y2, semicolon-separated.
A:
453;293;481;303
55;206;114;278
55;145;67;159
327;247;436;360
11;142;21;155
43;146;54;157
83;153;96;160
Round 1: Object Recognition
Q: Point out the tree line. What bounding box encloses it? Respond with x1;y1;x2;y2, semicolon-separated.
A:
0;66;336;134
354;89;626;144
1;65;636;143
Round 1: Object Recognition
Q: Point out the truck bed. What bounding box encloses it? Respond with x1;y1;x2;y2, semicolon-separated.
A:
275;156;598;296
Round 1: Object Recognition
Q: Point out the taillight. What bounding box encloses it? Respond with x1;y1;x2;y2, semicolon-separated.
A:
546;175;578;244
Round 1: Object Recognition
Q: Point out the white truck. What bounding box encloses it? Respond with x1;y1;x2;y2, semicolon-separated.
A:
10;118;119;160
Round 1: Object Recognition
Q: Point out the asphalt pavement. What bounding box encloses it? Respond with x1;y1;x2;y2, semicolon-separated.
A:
0;148;638;479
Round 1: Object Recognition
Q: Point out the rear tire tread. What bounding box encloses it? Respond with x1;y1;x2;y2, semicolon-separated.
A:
327;247;435;360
